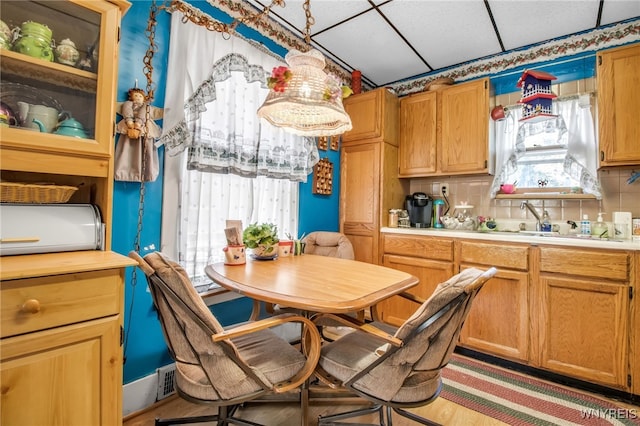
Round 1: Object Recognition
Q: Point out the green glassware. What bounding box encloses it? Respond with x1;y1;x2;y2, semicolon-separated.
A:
12;21;53;62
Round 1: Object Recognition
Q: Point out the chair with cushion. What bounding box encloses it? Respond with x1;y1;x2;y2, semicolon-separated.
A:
312;266;497;425
129;251;321;426
301;231;355;259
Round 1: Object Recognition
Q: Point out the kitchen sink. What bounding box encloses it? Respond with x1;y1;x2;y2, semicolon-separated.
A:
483;230;623;242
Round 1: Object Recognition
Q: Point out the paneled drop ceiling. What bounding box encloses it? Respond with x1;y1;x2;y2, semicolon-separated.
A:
245;0;640;88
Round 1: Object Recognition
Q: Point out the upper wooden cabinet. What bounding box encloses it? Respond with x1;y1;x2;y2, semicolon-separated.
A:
399;90;437;176
343;88;399;145
439;78;491;174
399;78;491;177
0;0;129;249
597;42;640;167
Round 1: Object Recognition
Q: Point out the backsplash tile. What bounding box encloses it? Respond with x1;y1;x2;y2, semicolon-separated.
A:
408;167;640;226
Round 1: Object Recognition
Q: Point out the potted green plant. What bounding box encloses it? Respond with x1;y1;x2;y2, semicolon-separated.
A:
243;222;280;259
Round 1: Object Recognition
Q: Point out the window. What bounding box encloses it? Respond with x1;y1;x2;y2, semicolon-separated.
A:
159;13;318;288
511;118;578;188
178;170;298;287
490;94;601;198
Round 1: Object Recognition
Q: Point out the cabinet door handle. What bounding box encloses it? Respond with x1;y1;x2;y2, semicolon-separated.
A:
0;237;40;244
21;299;41;314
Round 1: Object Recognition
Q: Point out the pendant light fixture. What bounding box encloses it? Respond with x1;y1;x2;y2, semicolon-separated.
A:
256;0;352;136
164;0;352;136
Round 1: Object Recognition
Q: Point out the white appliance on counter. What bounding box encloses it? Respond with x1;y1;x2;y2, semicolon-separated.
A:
0;203;104;256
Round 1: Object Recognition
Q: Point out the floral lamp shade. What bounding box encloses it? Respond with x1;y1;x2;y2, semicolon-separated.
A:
257;48;353;137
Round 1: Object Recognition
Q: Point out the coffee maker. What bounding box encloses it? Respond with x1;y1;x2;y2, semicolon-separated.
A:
405;192;434;228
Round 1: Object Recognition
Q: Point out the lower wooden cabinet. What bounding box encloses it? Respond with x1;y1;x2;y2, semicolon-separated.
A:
379;231;637;393
460;268;530;362
537;246;631;389
0;251;136;426
380;254;454;326
378;234;454;325
1;317;121;425
458;241;530;362
634;252;640;396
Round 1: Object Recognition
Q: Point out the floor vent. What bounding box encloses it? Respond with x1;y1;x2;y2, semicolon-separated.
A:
157;364;176;400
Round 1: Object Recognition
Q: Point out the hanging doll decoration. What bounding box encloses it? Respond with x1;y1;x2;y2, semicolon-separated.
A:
114;86;163;182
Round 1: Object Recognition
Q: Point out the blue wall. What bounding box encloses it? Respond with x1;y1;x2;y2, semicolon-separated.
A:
115;2;602;384
299;148;341;235
113;1;171;383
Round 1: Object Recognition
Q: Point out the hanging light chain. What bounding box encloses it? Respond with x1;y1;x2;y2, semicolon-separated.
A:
233;0;287;32
302;0;314;47
167;0;286;38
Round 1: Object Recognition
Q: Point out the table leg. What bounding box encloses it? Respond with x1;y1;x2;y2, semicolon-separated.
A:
301;379;310;426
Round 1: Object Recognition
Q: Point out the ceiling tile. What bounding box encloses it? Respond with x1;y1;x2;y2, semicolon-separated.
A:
489;0;602;50
313;10;430;85
380;0;502;71
247;0;373;36
600;0;640;25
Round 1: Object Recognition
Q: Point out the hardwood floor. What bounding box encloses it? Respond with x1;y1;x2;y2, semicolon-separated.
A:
123;358;638;426
123;392;506;426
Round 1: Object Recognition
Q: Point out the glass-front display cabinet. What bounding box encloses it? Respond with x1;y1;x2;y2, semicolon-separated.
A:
1;2;132;425
0;0;130;249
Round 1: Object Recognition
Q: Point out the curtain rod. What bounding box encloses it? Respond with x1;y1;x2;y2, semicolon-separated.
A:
504;91;595;110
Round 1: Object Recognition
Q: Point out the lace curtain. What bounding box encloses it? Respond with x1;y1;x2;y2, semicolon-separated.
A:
160;11;310;282
489;95;602;199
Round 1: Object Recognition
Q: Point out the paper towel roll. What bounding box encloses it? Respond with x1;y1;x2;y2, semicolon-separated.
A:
613;212;632;240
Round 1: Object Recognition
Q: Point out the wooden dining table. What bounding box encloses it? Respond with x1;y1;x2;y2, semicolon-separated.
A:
204;254;419;426
204;254;419;314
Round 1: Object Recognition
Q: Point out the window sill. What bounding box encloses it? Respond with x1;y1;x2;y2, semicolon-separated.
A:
495;188;596;200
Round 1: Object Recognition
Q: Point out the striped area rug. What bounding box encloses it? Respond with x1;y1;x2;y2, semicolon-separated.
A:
441;355;640;426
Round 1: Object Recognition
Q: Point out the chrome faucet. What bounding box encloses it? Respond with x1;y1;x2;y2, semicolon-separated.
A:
520;201;542;231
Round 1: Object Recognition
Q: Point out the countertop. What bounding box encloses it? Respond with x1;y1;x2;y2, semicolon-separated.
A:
381;227;640;251
0;250;138;281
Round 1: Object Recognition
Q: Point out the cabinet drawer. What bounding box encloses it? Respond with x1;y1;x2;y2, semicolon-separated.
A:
460;240;529;270
382;234;453;261
1;269;121;338
539;247;630;281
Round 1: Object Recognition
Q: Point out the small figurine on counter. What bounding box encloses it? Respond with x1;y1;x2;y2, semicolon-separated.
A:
114;86;163;182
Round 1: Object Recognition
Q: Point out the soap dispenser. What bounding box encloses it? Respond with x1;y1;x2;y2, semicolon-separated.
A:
580;214;591;236
541;210;552;232
592;212;608;238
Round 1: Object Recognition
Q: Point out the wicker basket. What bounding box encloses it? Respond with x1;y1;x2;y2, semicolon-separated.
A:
424;77;455;91
0;182;78;203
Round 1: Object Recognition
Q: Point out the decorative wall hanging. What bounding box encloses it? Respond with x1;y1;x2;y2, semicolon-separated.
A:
330;135;340;151
312;157;333;195
516;69;557;122
317;136;328;151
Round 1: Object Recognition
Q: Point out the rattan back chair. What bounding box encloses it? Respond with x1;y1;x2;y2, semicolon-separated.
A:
129;251;321;426
313;267;497;425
